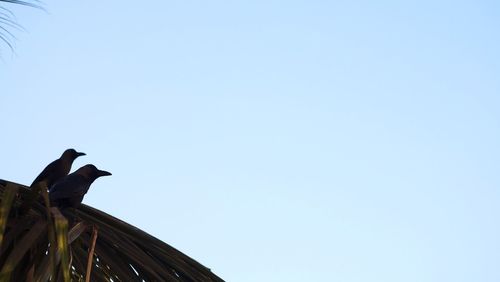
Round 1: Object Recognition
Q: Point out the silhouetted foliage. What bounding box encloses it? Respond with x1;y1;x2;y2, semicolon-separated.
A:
0;0;41;52
0;180;224;281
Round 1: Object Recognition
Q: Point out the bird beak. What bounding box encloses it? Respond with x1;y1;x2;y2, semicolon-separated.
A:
77;152;86;157
97;170;112;177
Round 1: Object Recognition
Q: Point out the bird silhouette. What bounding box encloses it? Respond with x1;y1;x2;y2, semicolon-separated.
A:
20;149;86;215
32;148;86;190
49;164;111;208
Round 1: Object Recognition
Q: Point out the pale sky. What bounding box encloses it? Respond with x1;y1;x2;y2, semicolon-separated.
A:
1;1;499;281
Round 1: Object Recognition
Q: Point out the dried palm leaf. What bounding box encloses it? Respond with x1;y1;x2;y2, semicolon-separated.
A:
0;179;224;282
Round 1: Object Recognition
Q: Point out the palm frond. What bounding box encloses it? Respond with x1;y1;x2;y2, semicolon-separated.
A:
0;179;224;281
0;0;42;53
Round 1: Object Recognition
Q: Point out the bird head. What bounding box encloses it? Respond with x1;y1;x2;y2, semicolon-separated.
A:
76;164;112;181
61;148;86;161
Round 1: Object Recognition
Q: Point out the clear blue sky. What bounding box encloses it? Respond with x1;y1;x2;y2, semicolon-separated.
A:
1;1;499;281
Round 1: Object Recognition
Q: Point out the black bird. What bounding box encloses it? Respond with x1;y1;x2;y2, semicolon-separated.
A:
31;148;86;189
49;164;111;208
19;149;86;215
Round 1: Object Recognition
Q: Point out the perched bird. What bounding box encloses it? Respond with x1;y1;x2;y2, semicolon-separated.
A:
49;164;111;208
19;149;86;215
31;148;86;189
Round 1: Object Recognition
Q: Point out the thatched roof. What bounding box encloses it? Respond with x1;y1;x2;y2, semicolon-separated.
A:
0;179;224;281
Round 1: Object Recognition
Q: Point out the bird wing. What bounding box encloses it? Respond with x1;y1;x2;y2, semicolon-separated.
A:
49;174;90;201
31;159;59;186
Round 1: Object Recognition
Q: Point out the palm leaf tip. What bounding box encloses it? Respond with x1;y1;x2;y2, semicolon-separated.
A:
0;0;43;53
0;0;42;9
